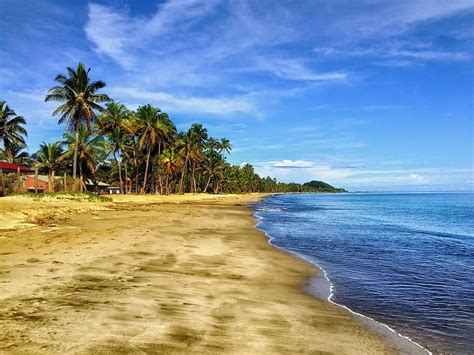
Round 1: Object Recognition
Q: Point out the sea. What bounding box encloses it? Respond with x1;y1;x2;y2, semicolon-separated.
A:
253;192;474;354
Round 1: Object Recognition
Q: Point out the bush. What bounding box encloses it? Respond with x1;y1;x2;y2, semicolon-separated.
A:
0;173;19;196
9;192;112;202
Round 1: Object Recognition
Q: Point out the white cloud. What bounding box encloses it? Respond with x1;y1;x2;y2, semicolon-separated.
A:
82;0;473;119
85;1;220;68
408;173;429;184
251;159;472;189
109;87;258;116
144;0;219;36
324;0;474;39
8;89;47;102
254;58;348;82
314;45;471;63
84;1;349;88
272;160;315;168
85;4;137;67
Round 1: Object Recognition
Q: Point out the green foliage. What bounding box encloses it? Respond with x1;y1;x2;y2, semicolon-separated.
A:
33;141;64;174
1;63;347;197
302;180;346;192
0;173;18;196
0;100;27;163
11;192;112;202
45;63;111;180
0;143;31;165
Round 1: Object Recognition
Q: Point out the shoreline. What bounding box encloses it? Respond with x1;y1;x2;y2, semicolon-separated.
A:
1;193;396;353
252;194;430;355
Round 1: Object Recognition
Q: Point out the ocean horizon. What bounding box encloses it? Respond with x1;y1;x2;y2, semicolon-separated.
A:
253;192;474;354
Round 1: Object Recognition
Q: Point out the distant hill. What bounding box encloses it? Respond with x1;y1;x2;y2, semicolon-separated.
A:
302;180;346;193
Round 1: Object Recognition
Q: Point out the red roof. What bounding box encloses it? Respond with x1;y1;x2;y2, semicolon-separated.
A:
0;161;34;173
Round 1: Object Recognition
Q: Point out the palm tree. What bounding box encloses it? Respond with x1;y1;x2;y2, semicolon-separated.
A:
161;147;182;194
187;124;208;192
177;124;208;194
149;111;175;194
45;63;110;188
96;103;134;193
33;142;64;192
206;137;220;152
136;105;175;193
62;124;106;190
0;142;30;165
219;138;232;155
96;102;132;134
107;126;127;193
0;100;27;162
119;114;141;193
202;150;226;193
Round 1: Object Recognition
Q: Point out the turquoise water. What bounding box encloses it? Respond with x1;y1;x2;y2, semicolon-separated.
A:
253;193;474;354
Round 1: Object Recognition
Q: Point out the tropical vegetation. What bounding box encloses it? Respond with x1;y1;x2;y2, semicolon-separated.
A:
0;63;345;195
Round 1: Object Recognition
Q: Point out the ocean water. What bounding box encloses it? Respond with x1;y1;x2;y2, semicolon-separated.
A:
253;193;474;354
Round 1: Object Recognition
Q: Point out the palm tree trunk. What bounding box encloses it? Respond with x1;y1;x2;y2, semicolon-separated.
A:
7;148;13;163
158;174;163;195
151;154;156;194
156;141;162;194
179;157;188;194
132;142;139;194
72;127;79;191
193;163;197;192
203;175;212;193
134;154;139;194
124;160;129;194
48;169;55;193
79;161;83;192
214;180;221;194
115;153;123;194
142;145;151;194
190;162;196;193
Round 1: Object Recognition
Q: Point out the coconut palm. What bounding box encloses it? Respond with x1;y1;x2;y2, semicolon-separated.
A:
136;105;175;193
177;124;208;194
206;137;220;152
33;141;64;192
219;138;232;155
107;126;128;193
0;142;30;165
187;124;208;192
117;114;141;193
151;111;175;194
96;102;132;134
202;150;226;193
161;146;182;194
0;100;27;162
62;124;106;189
45;63;110;187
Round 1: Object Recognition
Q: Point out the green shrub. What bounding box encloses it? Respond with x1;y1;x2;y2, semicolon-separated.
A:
9;192;112;202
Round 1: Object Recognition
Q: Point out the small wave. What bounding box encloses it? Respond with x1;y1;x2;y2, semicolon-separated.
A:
256;207;285;212
253;212;432;355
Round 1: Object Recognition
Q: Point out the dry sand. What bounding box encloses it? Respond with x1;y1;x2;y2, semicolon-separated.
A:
0;193;395;354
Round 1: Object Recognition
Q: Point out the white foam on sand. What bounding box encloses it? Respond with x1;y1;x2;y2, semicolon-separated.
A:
253;212;432;355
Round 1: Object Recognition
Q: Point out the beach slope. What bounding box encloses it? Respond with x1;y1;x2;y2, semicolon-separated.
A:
0;194;394;353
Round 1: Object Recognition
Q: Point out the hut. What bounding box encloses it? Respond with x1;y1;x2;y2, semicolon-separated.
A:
0;161;34;196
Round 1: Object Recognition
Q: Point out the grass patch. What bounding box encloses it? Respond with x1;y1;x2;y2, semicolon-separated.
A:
11;192;112;202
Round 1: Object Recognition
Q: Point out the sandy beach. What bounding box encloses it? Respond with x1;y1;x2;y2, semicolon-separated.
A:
0;194;395;354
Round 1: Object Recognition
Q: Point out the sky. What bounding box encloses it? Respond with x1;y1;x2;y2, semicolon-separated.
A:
1;0;473;191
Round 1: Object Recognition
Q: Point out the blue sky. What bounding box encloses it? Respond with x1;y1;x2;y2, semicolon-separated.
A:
1;0;473;191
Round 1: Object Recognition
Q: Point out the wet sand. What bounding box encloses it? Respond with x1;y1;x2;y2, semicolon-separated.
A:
0;194;395;353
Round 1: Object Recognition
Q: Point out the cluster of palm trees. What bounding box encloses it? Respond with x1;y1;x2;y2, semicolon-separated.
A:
0;100;28;165
0;63;261;194
40;63;239;194
1;62;338;195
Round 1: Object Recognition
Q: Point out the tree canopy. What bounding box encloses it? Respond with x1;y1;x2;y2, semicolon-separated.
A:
1;63;346;195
